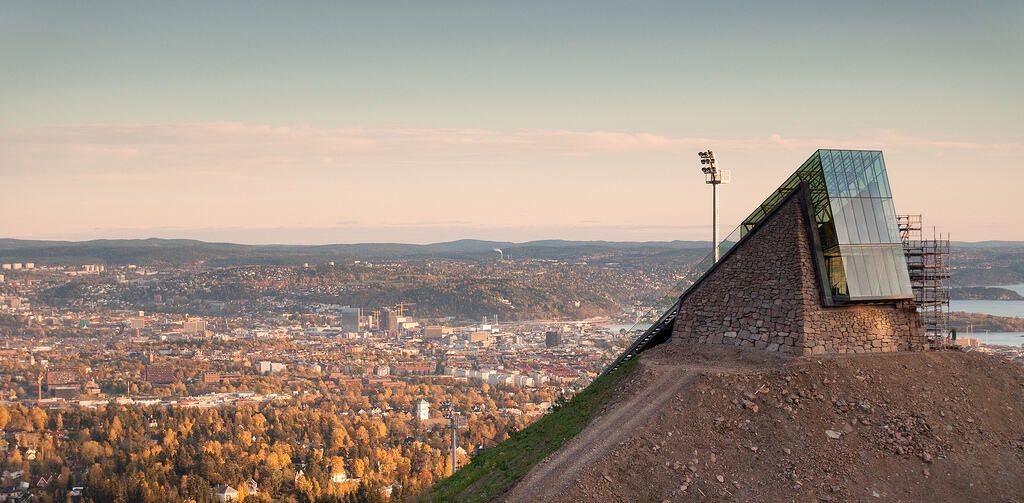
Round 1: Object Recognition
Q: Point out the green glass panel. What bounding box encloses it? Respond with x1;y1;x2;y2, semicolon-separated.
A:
710;149;912;303
861;199;881;243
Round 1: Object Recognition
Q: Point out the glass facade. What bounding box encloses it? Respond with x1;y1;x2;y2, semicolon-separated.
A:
731;149;913;302
609;149;913;368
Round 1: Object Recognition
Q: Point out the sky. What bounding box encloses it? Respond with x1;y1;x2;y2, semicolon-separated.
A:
1;1;1021;244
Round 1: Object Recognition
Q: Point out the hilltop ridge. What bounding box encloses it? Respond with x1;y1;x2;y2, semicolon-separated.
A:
497;345;1024;502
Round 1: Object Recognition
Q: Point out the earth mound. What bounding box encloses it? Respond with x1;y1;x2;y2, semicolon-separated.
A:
504;344;1024;502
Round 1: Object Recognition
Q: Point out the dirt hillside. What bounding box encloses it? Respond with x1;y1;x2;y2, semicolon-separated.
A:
504;344;1024;502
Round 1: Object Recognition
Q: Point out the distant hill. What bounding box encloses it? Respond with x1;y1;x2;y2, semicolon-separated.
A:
3;236;1020;269
952;240;1024;248
0;237;712;266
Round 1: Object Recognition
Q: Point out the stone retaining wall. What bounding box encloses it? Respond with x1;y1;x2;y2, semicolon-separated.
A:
671;193;924;354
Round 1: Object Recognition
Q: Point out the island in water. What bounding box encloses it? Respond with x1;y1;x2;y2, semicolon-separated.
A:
949;286;1024;301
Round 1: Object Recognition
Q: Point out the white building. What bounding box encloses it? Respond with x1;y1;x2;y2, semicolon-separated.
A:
257;361;287;374
213;484;239;502
415;399;430;421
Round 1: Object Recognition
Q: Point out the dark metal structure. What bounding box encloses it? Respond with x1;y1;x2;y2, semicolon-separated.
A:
898;214;951;346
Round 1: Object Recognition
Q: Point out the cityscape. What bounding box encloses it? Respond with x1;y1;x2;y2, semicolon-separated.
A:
1;237;1022;501
0;248;703;501
2;1;1023;502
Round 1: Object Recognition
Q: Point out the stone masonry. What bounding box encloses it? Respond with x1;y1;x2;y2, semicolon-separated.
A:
671;192;925;355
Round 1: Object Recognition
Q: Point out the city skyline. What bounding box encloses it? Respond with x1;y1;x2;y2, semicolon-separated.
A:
3;1;1021;243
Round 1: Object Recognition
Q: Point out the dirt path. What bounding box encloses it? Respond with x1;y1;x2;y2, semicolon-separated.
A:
505;348;1024;503
502;361;697;503
501;345;783;503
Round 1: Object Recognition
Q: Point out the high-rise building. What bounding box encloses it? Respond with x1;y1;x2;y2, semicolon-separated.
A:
340;306;361;333
183;318;207;335
545;331;563;347
381;309;398;332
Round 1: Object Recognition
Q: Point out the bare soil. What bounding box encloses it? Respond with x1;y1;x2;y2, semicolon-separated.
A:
504;344;1024;502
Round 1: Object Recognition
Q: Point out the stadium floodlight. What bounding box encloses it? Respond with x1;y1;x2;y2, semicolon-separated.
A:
698;150;730;263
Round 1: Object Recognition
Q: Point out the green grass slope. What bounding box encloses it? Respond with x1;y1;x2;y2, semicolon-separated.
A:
422;358;638;502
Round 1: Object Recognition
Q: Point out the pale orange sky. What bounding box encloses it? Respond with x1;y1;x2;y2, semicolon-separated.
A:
2;123;1019;243
2;2;1021;243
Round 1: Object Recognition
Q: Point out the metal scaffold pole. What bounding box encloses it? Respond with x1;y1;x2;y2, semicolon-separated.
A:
898;214;951;348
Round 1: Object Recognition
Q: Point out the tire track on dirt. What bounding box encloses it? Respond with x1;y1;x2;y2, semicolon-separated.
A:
502;362;696;503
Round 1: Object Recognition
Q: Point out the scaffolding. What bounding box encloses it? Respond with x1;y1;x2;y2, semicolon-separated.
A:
897;214;951;348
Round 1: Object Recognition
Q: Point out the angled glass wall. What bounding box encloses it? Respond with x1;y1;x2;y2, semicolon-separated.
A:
724;149;912;303
818;150;911;300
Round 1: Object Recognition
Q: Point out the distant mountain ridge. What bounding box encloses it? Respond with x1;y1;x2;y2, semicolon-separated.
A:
3;237;1019;266
951;240;1024;248
0;237;714;265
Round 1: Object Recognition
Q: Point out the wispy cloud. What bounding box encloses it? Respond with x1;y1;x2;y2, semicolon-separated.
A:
3;122;1019;178
2;122;1021;243
767;131;1022;154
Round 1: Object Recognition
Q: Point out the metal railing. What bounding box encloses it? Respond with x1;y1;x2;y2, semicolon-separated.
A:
599;223;744;376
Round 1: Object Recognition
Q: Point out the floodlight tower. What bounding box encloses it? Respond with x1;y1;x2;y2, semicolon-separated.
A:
698;150;730;263
441;401;458;475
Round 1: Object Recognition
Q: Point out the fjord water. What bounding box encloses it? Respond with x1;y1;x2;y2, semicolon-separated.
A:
949;284;1024;346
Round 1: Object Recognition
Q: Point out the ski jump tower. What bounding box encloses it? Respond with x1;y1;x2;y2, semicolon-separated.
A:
606;149;928;375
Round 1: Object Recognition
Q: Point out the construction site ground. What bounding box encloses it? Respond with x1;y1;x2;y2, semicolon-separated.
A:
503;344;1024;502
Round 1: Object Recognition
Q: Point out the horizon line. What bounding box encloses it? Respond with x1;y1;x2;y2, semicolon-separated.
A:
0;236;1018;247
